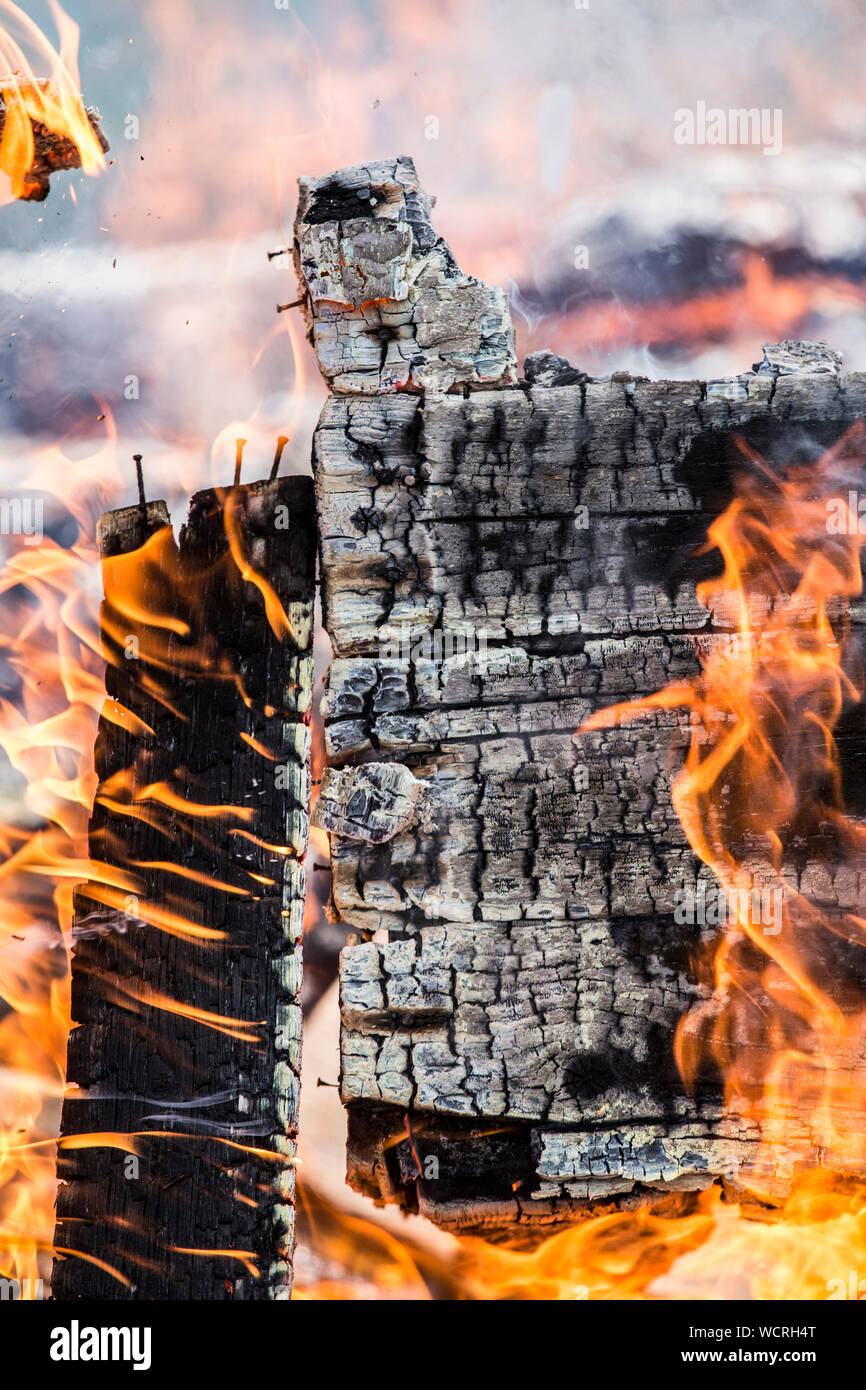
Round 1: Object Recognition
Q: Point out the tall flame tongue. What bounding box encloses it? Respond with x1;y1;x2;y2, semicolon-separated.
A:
0;0;106;204
293;423;866;1302
0;522;103;1295
0;458;292;1295
443;423;866;1301
586;422;866;1187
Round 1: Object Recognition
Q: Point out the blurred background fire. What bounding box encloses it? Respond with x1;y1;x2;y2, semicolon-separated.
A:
2;0;866;1300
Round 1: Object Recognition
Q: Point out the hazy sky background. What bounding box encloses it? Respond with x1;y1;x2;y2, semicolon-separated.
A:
2;0;866;515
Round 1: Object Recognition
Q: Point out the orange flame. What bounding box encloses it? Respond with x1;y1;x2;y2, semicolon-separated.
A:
368;424;866;1302
0;529;99;1295
585;423;866;1187
298;420;866;1303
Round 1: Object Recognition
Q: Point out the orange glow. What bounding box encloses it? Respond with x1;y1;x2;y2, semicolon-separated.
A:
0;493;105;1294
168;1247;260;1279
293;1183;455;1301
533;253;866;368
103;984;265;1044
502;422;866;1297
130;860;252;896
0;430;303;1296
73;881;227;943
6;0;866;1301
296;421;866;1303
98;774;255;824
455;1175;866;1300
51;1245;133;1288
239;731;280;761
303;421;866;1301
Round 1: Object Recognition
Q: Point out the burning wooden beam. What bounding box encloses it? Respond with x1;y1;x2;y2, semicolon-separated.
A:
53;473;315;1299
298;156;866;1233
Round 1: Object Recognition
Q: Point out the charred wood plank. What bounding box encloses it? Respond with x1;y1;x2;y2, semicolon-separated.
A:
53;478;315;1299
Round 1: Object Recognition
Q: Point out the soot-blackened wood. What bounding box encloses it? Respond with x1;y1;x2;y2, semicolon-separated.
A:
321;364;866;1230
299;158;866;1234
53;478;315;1299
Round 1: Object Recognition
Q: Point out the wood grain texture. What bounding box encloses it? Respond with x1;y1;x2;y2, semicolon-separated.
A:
53;478;315;1299
322;359;866;1226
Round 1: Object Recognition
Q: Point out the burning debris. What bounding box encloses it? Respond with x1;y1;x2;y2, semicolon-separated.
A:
4;0;866;1313
3;134;865;1306
0;0;108;205
0;78;107;201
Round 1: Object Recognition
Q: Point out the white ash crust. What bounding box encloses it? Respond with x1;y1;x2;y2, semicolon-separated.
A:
312;761;424;843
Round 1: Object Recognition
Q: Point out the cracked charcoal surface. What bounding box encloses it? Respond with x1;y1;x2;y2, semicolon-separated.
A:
312;762;423;843
300;161;866;1231
321;360;866;1224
